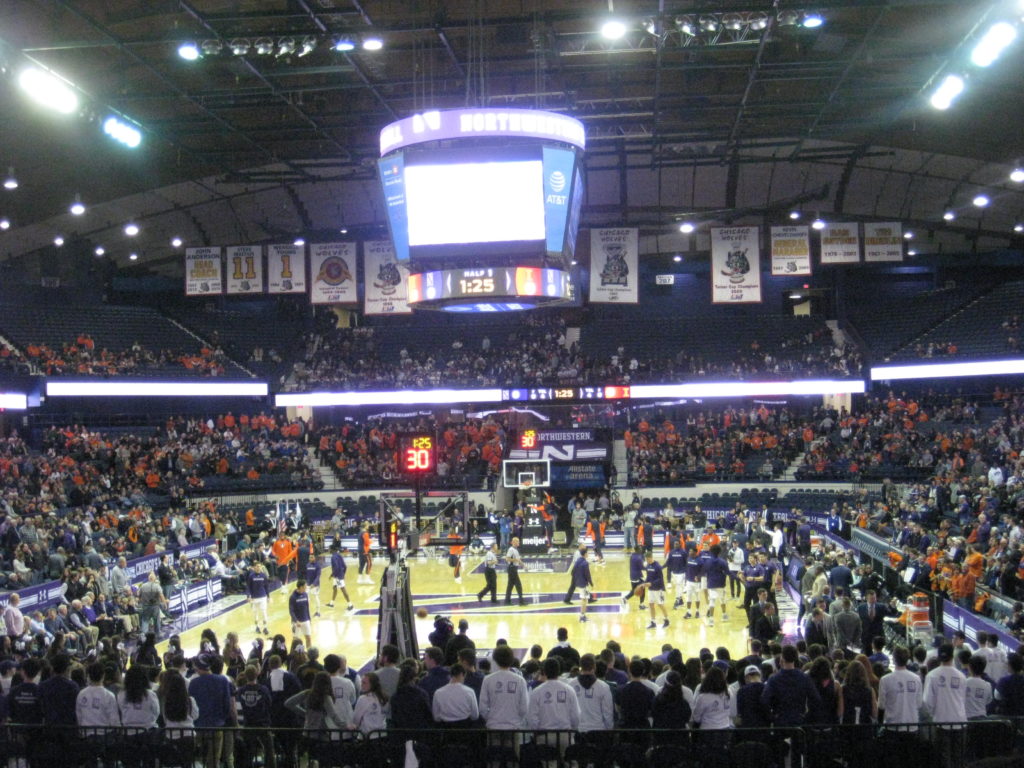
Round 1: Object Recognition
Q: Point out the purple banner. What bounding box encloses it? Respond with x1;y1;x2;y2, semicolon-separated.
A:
942;598;1020;654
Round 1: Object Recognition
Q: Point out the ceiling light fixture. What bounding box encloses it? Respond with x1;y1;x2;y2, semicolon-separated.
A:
333;38;356;52
789;210;801;220
0;219;10;230
802;12;825;28
94;246;105;256
103;116;142;148
601;20;628;40
129;253;138;261
777;10;800;26
70;194;85;216
298;36;317;57
229;39;251;56
3;168;17;190
973;194;990;207
177;42;200;61
699;15;719;32
293;238;305;246
748;13;769;31
673;254;683;262
171;237;183;248
943;210;956;221
17;67;79;114
908;249;918;256
254;38;275;55
812;216;826;230
1011;166;1024;183
904;231;914;239
277;37;297;57
200;40;222;57
971;21;1017;68
722;13;745;31
362;37;384;51
679;222;695;234
642;18;658;36
930;74;965;110
124;222;140;236
1015;224;1024;233
54;236;64;247
675;16;696;36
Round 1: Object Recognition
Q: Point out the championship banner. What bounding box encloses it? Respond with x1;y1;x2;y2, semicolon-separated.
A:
588;228;638;303
225;245;264;294
819;223;860;264
310;242;358;304
363;240;412;315
184;247;222;295
711;226;762;304
267;244;307;294
864;222;904;262
770;225;812;276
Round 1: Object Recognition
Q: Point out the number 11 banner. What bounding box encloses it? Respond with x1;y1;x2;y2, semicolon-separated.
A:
225;245;264;294
267;244;307;294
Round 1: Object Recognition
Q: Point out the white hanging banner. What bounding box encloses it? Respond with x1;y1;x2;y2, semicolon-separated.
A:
310;242;358;304
267;244;307;294
819;223;860;264
588;228;639;303
863;222;904;262
184;247;223;296
770;225;812;276
225;245;264;294
363;241;412;315
711;226;762;304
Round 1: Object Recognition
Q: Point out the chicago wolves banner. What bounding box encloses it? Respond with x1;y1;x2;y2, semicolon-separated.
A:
310;242;357;304
588;228;638;303
267;244;307;294
184;247;222;295
863;222;904;262
770;225;812;276
711;226;762;304
820;223;860;264
225;245;263;294
363;241;412;315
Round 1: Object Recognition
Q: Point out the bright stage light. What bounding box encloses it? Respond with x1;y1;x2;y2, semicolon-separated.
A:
18;67;79;114
679;222;695;234
177;42;200;61
53;236;64;247
789;211;801;220
103;116;142;148
1011;167;1024;183
94;246;105;256
812;217;826;230
930;74;964;110
333;39;356;52
0;219;9;230
973;194;990;207
802;13;824;28
362;37;383;51
601;20;628;40
4;168;17;190
943;210;956;221
129;253;138;261
171;237;183;248
971;22;1016;67
124;222;140;236
70;195;85;216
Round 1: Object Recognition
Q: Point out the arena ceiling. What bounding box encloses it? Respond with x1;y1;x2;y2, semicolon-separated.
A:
1;0;1023;270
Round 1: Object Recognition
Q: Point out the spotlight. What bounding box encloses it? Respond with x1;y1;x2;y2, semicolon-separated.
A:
749;13;769;31
229;38;251;56
254;38;275;55
54;236;64;247
802;12;825;28
171;237;183;248
1011;167;1024;183
675;16;696;35
943;210;956;221
129;253;138;261
971;21;1016;68
777;10;800;26
103;116;142;148
339;228;348;234
277;37;297;57
0;219;9;230
722;13;745;31
70;195;85;216
789;210;801;220
570;259;578;266
200;40;223;57
1016;224;1024;233
333;38;356;52
673;254;682;262
699;15;719;32
643;18;658;36
298;36;317;57
679;222;695;234
293;238;305;246
362;37;384;51
124;222;140;236
18;67;79;114
4;168;18;190
601;20;628;40
904;231;914;240
973;194;990;207
908;249;918;256
930;74;964;110
177;41;200;61
812;217;826;230
94;246;105;256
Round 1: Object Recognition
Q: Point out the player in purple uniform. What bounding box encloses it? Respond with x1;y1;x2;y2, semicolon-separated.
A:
326;542;354;611
571;548;594;622
247;562;271;636
304;550;322;618
704;545;731;627
644;552;670;629
621;547;648;610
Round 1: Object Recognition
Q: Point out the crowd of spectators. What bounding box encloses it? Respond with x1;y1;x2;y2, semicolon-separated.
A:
285;314;861;392
23;336;232;377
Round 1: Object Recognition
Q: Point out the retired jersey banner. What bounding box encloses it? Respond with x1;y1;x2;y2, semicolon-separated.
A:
770;225;812;276
225;245;263;294
310;242;358;304
588;228;638;303
184;247;222;295
863;222;904;262
267;244;307;294
711;226;762;304
363;241;412;315
820;223;860;264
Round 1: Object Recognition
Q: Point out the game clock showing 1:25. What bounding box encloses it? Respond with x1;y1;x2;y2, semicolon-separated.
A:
401;435;436;474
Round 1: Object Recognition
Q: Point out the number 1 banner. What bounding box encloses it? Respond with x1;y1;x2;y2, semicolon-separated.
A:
267;244;307;294
310;242;358;304
225;245;264;294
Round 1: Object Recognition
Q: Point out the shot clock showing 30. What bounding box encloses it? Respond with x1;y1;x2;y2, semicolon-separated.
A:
400;434;435;474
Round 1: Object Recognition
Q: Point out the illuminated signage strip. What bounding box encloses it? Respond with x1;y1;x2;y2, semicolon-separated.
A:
46;381;269;397
275;389;504;407
870;359;1024;381
380;108;586;155
629;380;866;399
0;394;27;410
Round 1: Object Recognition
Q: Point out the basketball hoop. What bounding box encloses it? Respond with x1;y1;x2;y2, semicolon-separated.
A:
520;479;533;490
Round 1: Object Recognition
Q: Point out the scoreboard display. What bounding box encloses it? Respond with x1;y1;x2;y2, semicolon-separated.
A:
504;385;631;402
398;434;436;474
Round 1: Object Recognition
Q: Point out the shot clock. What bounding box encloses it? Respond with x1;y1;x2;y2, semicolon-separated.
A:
399;434;436;474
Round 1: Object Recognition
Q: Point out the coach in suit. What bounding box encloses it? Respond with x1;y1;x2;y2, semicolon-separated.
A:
803;608;830;649
857;590;889;653
752;602;783;646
